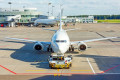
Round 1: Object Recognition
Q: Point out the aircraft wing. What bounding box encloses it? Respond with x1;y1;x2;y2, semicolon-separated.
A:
71;37;118;45
5;37;51;45
65;29;76;31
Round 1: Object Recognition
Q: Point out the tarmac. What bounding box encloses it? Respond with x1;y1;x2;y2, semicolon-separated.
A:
0;23;120;80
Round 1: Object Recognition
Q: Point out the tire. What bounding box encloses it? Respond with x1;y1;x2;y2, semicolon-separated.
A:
72;47;74;52
69;47;71;51
66;66;70;69
47;48;50;52
50;66;53;69
70;63;72;67
50;48;54;52
42;26;45;27
51;26;54;27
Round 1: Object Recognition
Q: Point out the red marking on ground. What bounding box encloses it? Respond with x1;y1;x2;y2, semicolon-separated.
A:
100;64;120;73
0;65;95;75
16;64;120;75
0;65;16;74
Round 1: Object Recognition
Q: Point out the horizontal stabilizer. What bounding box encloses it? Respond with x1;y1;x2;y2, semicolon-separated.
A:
42;28;57;31
65;29;76;31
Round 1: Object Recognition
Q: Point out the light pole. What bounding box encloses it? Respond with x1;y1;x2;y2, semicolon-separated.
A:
52;6;54;16
48;3;51;17
8;2;12;11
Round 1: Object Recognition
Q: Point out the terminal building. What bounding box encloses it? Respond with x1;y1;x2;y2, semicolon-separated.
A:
67;16;95;23
78;16;94;23
0;8;45;27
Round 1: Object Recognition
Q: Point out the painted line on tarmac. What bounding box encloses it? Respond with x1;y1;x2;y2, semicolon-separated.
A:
92;57;120;58
16;73;95;75
0;45;11;48
0;65;16;74
101;73;120;74
26;70;46;71
87;58;96;74
100;64;120;73
71;70;92;71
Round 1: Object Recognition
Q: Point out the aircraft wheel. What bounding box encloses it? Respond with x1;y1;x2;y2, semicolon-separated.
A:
69;47;71;51
49;64;51;67
69;45;74;52
72;47;74;52
47;48;50;52
50;66;53;69
51;26;54;27
70;63;72;67
66;66;70;69
47;45;51;52
50;48;54;52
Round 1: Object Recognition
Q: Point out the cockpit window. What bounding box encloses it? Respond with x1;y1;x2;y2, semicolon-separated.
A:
55;40;67;43
52;56;64;60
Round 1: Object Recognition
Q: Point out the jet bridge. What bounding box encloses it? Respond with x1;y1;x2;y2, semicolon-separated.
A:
6;15;21;27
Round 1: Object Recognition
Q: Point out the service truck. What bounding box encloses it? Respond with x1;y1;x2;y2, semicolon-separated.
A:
48;53;72;69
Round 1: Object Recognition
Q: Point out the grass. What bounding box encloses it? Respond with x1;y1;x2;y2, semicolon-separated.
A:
95;19;120;23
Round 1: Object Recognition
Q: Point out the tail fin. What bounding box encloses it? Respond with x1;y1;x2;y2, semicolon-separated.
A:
59;7;63;30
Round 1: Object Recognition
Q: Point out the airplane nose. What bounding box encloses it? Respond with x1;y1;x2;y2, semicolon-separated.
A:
54;43;66;54
58;45;65;53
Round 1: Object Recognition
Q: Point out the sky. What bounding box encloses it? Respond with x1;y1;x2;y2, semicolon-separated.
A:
0;0;120;16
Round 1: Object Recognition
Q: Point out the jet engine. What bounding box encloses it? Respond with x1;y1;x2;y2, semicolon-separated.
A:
34;43;44;51
78;42;87;51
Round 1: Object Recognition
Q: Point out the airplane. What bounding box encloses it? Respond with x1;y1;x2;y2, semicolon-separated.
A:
34;9;65;27
6;10;119;54
34;16;59;27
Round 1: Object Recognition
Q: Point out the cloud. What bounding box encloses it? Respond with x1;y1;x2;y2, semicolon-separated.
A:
0;0;120;15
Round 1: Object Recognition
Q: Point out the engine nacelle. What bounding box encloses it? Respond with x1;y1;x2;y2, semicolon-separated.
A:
78;42;87;51
33;42;44;51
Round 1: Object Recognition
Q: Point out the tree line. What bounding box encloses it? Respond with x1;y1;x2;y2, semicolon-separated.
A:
68;15;120;20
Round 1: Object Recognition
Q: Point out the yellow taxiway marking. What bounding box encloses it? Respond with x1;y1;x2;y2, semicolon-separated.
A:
26;70;46;71
71;70;92;71
54;74;61;77
57;69;59;72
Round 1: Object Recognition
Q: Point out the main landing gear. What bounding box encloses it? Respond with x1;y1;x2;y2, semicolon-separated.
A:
47;45;54;52
69;45;74;52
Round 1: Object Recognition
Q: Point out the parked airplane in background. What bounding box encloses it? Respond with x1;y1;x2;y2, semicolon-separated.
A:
34;16;59;27
6;10;118;54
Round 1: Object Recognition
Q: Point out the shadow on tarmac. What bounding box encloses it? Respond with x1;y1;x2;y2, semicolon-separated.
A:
1;40;120;72
29;74;120;80
0;74;120;80
74;54;120;73
0;40;51;69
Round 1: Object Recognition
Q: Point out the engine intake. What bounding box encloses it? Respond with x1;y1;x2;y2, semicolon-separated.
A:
78;42;87;51
34;43;44;51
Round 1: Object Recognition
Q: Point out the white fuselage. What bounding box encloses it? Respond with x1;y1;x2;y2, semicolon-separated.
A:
51;29;70;54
